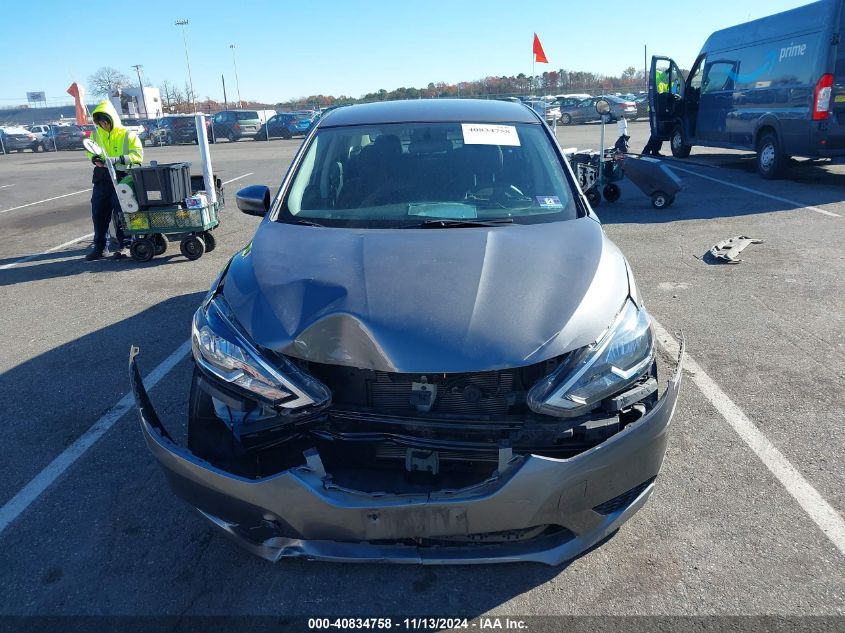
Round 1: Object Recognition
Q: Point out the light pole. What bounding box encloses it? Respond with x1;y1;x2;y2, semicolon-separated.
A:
229;44;242;108
131;64;146;118
175;19;196;112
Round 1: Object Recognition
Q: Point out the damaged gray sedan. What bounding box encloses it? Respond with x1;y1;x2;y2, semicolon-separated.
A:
131;99;683;565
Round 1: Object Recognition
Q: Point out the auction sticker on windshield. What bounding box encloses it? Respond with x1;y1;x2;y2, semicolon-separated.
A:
461;123;520;146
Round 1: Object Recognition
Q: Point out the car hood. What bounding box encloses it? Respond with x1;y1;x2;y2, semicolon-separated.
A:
223;217;630;373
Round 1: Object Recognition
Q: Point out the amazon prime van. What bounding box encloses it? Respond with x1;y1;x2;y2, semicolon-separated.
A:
650;0;845;178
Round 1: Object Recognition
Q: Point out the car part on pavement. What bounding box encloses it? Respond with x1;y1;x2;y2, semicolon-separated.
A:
708;236;764;264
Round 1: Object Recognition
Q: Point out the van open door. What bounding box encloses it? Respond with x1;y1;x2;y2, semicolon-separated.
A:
649;56;686;143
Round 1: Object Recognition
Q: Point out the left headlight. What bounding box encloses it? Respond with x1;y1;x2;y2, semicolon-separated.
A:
527;299;654;417
192;296;330;409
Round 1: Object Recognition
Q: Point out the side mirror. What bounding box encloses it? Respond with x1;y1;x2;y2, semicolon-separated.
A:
595;99;611;115
236;185;271;216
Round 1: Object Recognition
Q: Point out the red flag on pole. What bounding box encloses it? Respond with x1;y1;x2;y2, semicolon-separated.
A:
533;33;548;64
66;82;89;125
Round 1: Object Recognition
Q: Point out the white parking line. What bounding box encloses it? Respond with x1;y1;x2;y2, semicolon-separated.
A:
0;189;91;215
652;319;845;557
0;173;253;271
670;166;841;218
0;341;191;536
0;184;15;189
0;233;94;271
222;172;253;185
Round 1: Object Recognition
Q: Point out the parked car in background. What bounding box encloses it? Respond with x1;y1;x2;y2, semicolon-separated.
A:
559;96;637;125
0;126;39;152
211;110;262;142
524;100;560;124
79;124;96;139
150;116;208;145
122;117;151;146
132;98;683;566
257;112;313;139
634;95;649;119
25;125;50;151
42;125;85;151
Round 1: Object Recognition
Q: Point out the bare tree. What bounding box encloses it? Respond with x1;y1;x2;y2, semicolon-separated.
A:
88;67;131;98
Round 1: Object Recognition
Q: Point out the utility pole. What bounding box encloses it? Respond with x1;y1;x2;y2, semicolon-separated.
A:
131;64;146;119
230;44;242;108
222;74;228;109
175;19;196;112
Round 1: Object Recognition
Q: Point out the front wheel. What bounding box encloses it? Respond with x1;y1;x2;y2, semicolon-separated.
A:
651;191;670;209
670;127;692;158
130;238;155;262
603;183;621;203
756;131;786;179
180;234;206;260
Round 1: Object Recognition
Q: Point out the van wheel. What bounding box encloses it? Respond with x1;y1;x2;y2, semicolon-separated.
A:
670;127;691;158
757;131;786;179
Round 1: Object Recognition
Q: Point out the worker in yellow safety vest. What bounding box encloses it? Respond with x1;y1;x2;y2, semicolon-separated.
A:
642;69;670;156
84;99;144;261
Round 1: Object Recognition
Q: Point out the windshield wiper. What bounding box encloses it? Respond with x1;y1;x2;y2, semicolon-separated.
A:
293;219;324;227
417;218;515;228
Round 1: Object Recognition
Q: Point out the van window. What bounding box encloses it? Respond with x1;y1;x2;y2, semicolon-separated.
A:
702;62;736;94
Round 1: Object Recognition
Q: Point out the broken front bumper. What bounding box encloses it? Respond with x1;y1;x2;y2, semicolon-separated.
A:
130;344;683;566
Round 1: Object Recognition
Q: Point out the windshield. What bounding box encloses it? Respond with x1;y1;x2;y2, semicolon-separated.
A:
279;122;578;228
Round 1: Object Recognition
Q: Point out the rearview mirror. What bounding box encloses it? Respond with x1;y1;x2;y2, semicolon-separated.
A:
236;185;271;216
595;99;611;114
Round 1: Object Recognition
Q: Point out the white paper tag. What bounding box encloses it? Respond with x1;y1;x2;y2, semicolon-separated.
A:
461;123;521;147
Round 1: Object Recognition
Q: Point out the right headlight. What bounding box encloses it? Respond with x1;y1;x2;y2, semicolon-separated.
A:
527;299;654;417
192;295;330;410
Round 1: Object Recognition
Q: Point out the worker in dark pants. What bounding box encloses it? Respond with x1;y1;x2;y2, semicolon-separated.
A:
84;100;143;261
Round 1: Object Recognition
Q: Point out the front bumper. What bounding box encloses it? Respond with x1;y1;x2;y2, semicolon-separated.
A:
130;343;683;566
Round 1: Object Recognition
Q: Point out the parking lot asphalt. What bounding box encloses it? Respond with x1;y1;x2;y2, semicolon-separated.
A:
0;121;842;625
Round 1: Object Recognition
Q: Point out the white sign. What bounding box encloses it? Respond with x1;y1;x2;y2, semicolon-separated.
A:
461;123;521;146
26;91;45;103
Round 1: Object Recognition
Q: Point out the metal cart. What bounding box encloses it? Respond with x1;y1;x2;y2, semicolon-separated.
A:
567;148;625;207
119;199;221;262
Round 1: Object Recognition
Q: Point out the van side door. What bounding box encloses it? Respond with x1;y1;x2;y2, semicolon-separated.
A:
649;56;686;141
697;59;738;143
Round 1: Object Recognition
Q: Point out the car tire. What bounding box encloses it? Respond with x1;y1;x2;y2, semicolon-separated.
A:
756;131;786;179
585;188;601;207
560;114;572;125
227;131;237;142
651;191;670;209
603;183;621;203
670;127;692;158
130;238;155;262
180;234;206;260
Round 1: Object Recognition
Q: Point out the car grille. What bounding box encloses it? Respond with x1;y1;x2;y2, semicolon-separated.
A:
368;370;514;416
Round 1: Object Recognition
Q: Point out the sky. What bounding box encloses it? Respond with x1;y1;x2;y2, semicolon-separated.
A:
0;0;816;107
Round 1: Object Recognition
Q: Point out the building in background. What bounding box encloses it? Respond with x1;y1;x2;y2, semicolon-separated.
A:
110;87;162;119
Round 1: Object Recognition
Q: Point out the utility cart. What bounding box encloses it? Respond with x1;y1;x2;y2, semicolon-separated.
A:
566;148;625;207
121;162;224;262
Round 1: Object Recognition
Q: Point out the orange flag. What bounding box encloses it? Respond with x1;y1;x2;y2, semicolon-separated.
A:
66;82;89;125
533;33;548;64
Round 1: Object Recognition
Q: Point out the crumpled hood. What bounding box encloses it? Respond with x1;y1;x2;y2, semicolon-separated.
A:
223;217;630;373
